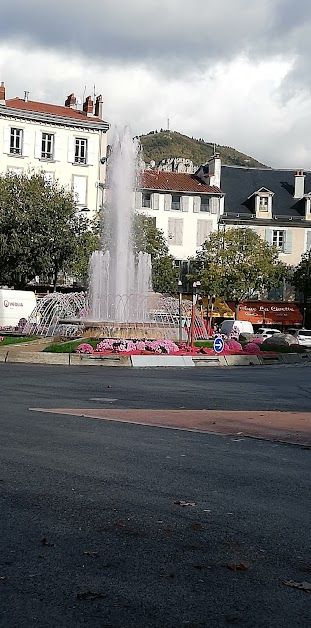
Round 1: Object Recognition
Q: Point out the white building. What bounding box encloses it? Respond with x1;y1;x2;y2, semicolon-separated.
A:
0;82;109;215
136;156;224;261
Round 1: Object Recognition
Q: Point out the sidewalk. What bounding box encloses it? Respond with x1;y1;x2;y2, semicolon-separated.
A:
31;407;311;446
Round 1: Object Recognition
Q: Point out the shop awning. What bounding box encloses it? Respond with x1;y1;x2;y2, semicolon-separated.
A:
228;301;302;326
211;298;234;318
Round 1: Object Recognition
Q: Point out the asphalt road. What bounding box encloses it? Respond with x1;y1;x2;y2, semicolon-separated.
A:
1;364;311;628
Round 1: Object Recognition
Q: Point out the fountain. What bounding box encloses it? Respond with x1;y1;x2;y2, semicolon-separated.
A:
24;128;208;342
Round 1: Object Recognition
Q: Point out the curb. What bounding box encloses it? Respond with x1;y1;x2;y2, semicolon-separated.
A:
1;350;311;367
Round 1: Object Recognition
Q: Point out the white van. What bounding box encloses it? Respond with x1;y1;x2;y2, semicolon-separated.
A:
220;319;254;336
0;289;36;328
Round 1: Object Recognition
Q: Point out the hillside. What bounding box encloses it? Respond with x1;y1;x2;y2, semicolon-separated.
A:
139;131;268;169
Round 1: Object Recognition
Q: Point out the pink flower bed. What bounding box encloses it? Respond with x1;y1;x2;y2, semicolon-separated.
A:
243;342;261;354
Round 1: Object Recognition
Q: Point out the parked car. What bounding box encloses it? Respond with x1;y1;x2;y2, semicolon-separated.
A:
289;329;311;347
220;320;254;336
257;327;282;340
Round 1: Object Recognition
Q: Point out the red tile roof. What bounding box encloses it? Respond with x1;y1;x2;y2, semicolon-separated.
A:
142;170;222;194
5;98;103;123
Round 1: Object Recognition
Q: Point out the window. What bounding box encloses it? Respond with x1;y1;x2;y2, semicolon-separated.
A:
41;133;54;160
142;193;151;208
200;196;210;212
10;128;23;155
168;218;183;245
171;195;181;210
75;138;87;164
259;196;268;210
273;230;285;251
72;175;87;205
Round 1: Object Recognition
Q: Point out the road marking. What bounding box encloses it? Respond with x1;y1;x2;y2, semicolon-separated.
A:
89;397;118;402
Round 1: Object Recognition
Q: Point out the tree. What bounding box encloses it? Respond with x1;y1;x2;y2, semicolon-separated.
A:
292;253;311;324
189;227;289;318
133;213;178;293
0;172;84;289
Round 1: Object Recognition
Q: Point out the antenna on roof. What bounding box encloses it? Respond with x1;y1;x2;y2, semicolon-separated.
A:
82;85;86;103
213;142;216;155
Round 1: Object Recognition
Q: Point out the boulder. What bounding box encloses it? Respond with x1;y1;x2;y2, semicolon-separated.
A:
262;333;297;347
239;332;254;342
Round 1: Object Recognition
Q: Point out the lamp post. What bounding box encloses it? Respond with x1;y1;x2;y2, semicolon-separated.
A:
189;281;201;348
177;280;183;344
303;251;311;328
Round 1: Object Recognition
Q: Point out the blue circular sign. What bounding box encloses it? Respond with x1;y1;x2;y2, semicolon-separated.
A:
213;337;224;354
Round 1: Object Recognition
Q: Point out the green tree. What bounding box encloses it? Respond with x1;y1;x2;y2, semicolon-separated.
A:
189;227;289;318
133;213;178;293
292;253;311;323
0;172;84;289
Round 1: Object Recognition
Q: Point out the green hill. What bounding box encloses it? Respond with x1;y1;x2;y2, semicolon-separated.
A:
139;130;268;168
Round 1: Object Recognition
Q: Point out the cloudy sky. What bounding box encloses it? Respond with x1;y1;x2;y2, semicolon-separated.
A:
1;0;311;168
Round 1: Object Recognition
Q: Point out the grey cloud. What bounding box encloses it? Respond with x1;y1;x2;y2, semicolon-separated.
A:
1;0;311;93
0;0;304;68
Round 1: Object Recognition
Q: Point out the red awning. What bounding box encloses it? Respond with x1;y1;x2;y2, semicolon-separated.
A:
228;301;302;326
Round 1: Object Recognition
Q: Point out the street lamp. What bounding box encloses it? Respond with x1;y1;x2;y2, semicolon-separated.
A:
177;280;183;344
189;281;201;348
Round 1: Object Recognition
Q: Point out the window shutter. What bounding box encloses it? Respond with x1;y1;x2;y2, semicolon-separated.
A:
181;196;189;212
164;194;172;210
193;196;200;213
151;193;159;210
23;130;30;157
265;229;272;244
135;191;142;208
72;175;87;205
307;231;311;251
283;230;292;254
54;134;61;161
196;220;212;247
67;137;75;163
3;127;10;154
87;139;95;166
211;197;218;214
34;131;41;159
168;218;183;245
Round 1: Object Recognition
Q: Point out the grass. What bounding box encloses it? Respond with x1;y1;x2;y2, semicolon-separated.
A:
194;340;214;348
43;339;98;353
0;335;37;346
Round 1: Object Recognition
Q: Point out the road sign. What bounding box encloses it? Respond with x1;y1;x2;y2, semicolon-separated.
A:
213;337;224;354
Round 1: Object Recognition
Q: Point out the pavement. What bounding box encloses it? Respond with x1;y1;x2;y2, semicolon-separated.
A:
1;363;311;628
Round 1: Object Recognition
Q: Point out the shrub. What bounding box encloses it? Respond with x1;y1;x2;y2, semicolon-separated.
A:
252;337;264;345
226;339;242;352
75;343;94;354
244;342;261;354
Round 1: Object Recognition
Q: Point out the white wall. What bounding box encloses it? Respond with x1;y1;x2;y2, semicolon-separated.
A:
136;191;221;259
0;114;107;216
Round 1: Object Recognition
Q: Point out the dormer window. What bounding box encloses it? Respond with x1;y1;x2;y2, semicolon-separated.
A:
259;196;268;211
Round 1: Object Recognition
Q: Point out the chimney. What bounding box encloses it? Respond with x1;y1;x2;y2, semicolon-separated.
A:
294;169;305;198
83;95;93;116
65;93;76;108
94;94;103;118
24;91;29;102
0;81;6;104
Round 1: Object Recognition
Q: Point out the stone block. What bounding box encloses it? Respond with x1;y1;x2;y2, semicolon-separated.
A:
6;351;70;365
131;355;194;367
192;355;227;367
224;355;260;366
69;354;131;367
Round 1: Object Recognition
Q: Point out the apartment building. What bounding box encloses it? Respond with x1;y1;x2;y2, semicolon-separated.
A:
0;82;109;215
136;167;224;262
218;164;311;266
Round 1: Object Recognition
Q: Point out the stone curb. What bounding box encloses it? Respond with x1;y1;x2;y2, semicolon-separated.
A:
2;350;311;367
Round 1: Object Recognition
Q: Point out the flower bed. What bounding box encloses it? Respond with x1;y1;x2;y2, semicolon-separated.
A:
44;336;308;356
